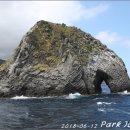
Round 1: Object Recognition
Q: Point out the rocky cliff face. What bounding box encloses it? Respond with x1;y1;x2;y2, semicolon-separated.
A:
0;20;130;97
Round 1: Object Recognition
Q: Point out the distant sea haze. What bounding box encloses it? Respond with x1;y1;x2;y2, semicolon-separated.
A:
0;59;4;64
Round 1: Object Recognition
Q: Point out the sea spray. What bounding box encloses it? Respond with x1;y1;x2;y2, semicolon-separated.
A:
66;92;81;99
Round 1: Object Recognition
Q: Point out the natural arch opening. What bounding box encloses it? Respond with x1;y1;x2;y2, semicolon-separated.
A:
93;69;111;94
101;81;110;94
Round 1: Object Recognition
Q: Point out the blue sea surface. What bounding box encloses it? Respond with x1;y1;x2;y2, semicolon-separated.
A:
0;84;130;130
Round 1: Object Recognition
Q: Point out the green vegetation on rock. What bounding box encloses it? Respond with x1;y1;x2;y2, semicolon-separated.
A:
32;64;49;71
0;57;13;72
26;20;97;70
0;21;98;73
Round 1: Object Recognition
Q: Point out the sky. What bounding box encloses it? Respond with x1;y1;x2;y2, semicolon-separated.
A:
0;1;130;76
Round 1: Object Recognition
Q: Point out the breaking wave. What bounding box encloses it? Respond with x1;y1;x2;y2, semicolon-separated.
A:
66;92;81;99
11;95;36;100
11;93;82;100
118;90;130;95
97;102;116;105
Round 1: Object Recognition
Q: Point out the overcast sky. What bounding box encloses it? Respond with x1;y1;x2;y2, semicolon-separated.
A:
0;1;130;76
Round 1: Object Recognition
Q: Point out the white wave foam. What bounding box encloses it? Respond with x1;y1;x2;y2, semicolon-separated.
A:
97;102;116;105
119;90;130;95
98;108;114;112
66;92;81;99
98;108;106;112
123;90;128;94
11;94;82;100
11;95;36;99
115;109;130;115
93;98;104;100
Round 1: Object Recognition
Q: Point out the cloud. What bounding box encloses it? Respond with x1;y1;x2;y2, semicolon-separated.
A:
95;31;130;49
95;31;121;45
0;1;108;59
125;40;130;47
83;4;109;20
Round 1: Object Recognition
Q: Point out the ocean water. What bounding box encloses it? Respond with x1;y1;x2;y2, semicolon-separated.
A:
0;85;130;130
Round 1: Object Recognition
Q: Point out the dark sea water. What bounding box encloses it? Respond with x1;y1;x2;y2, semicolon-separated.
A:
0;84;130;130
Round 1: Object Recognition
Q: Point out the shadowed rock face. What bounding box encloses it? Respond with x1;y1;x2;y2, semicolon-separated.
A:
0;20;130;97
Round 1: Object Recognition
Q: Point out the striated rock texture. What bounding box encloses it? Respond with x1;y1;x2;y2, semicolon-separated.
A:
0;20;130;97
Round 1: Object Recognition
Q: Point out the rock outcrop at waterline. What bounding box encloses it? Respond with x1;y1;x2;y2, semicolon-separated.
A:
0;20;130;97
